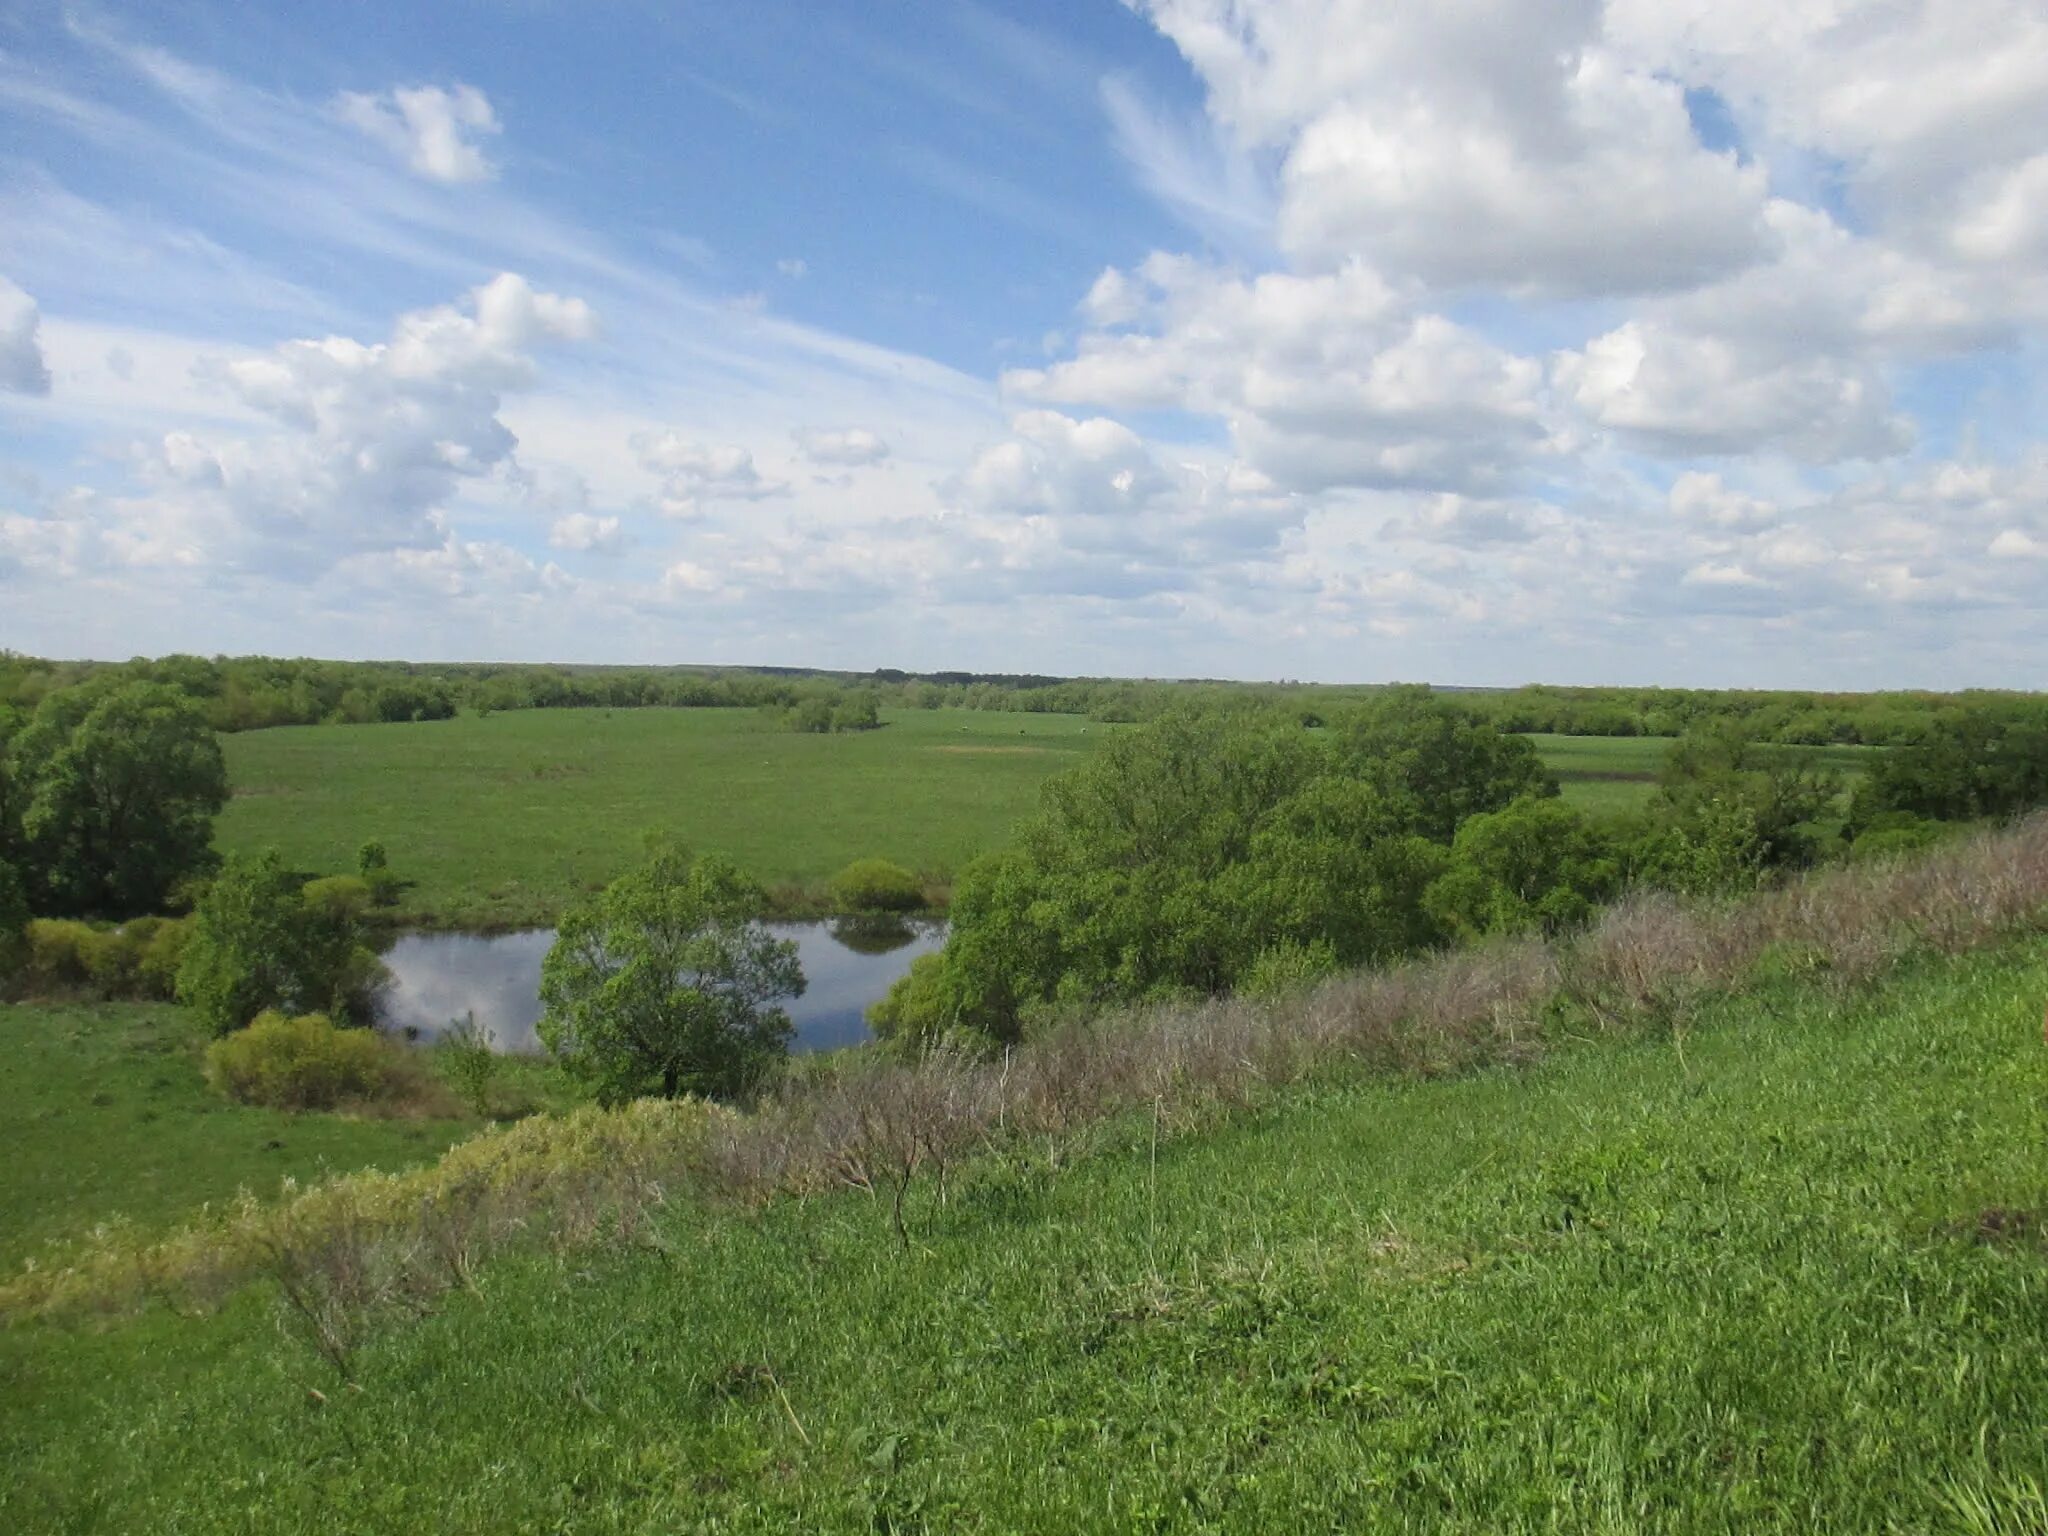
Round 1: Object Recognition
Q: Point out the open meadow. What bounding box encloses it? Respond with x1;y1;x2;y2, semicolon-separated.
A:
5;932;2043;1531
216;709;1872;927
217;708;1104;928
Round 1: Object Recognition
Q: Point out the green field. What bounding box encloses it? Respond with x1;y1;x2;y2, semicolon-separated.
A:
0;1003;493;1269
4;939;2042;1530
218;708;1104;928
216;710;1876;929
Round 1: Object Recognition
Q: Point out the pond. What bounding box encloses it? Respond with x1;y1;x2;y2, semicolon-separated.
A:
377;918;947;1055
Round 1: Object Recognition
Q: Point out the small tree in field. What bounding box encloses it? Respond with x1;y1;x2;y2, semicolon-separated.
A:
538;846;803;1104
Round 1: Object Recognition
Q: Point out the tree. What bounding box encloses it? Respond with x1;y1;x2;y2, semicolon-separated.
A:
1655;721;1837;875
9;682;228;917
538;846;803;1103
177;852;375;1035
884;698;1546;1039
1425;796;1620;939
1330;686;1557;842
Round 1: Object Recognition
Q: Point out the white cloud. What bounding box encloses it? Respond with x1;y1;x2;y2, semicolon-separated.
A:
1135;0;1771;296
794;426;890;467
776;257;809;279
548;512;623;553
0;276;53;395
336;83;501;183
631;432;788;517
84;273;593;576
1007;255;1556;495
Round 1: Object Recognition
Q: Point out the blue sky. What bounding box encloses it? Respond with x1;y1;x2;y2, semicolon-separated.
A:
1;0;2044;687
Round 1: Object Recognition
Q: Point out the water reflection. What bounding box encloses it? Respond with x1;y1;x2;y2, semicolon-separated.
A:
378;919;947;1055
828;914;920;956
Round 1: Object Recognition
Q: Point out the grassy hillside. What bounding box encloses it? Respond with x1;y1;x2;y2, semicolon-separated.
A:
217;710;1869;928
5;935;2043;1531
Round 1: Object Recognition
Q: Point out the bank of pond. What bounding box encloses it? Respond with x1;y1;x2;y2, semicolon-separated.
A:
376;917;946;1055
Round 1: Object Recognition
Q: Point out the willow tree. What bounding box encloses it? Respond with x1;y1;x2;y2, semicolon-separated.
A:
538;846;803;1104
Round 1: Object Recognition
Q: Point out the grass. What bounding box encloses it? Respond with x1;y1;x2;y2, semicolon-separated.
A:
216;709;1881;928
4;932;2043;1530
0;1001;571;1270
217;707;1104;928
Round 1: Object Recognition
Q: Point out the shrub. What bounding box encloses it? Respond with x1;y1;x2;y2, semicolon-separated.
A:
867;951;951;1050
24;918;97;988
829;858;924;913
1239;938;1339;1000
438;1015;499;1116
137;916;193;998
1847;813;1947;862
302;875;374;922
204;1011;393;1110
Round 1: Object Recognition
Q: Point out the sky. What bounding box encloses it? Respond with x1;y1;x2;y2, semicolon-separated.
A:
0;0;2044;688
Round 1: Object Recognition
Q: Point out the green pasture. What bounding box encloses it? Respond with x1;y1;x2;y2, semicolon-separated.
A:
4;937;2043;1530
217;708;1103;928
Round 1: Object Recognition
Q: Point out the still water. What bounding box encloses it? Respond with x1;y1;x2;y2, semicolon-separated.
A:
378;918;946;1055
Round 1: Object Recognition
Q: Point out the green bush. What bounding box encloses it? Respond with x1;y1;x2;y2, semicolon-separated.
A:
302;875;374;922
1239;938;1339;1001
437;1014;498;1116
137;916;194;998
24;918;97;988
14;915;189;998
829;857;924;913
204;1011;394;1110
79;922;146;995
866;951;951;1050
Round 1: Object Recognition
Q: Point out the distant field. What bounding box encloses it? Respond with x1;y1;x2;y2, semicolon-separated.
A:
218;708;1103;928
216;713;1881;927
1533;733;1879;818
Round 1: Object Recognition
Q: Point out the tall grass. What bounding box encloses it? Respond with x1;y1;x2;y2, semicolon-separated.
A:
8;814;2045;1343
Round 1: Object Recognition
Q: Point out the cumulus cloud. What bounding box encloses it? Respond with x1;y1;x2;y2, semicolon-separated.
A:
631;433;788;517
1007;255;1556;495
336;83;502;183
548;512;622;553
1135;0;1770;296
0;276;53;395
93;273;593;576
795;427;890;467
